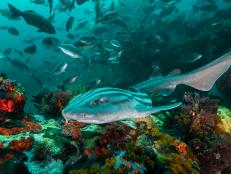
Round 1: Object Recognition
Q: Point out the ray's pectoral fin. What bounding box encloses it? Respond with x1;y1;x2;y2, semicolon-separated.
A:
135;102;182;118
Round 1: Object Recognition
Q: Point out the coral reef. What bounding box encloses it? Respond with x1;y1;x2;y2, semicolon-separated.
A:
0;73;26;118
1;76;231;174
161;93;231;174
8;137;34;151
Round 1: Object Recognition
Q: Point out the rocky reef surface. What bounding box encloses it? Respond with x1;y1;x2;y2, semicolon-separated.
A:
0;73;231;174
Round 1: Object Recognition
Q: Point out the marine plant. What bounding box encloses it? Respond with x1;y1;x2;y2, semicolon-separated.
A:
32;89;73;117
32;84;88;118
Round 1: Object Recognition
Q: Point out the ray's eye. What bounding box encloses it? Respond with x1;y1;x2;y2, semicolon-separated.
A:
90;98;109;106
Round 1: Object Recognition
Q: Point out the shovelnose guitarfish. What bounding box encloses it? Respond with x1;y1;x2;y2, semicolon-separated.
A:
62;87;181;124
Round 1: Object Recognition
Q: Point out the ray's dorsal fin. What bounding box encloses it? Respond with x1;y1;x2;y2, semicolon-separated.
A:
150;66;162;79
167;69;181;77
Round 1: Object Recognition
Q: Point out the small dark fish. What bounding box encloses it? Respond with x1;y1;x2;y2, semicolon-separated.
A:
3;48;12;56
31;0;46;5
59;0;75;11
66;16;74;32
24;44;37;54
193;0;218;12
47;13;55;23
0;26;19;36
7;26;19;35
112;18;127;29
159;5;177;17
47;0;53;15
95;0;103;21
101;11;118;22
75;21;88;30
66;33;75;40
42;37;59;47
14;49;24;58
0;9;20;20
76;0;90;5
5;56;30;72
8;3;56;34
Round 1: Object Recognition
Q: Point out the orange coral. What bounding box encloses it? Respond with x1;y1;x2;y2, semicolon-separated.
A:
171;140;188;155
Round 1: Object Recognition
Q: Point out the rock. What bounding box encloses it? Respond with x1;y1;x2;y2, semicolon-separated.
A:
0;161;30;174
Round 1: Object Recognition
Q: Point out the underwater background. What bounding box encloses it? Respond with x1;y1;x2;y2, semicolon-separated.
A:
0;0;231;174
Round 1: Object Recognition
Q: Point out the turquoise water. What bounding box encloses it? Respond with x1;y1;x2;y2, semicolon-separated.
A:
0;0;231;174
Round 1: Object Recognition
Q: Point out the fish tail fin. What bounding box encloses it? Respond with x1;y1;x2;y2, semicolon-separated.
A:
69;0;75;11
8;4;22;17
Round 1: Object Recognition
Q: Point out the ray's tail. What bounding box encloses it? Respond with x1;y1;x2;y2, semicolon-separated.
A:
181;51;231;91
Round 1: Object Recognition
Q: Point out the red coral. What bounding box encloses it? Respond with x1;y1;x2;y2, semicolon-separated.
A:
0;99;15;112
62;120;85;140
93;124;139;159
0;121;41;136
0;127;12;136
8;137;34;151
0;76;26;114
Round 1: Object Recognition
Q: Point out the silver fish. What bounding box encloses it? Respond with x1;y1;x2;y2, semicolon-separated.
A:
59;0;75;11
63;75;78;84
62;87;181;124
54;62;68;75
132;51;231;97
58;44;81;59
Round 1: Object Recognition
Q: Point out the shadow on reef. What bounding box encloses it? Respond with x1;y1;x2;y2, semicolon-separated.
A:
0;73;231;174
